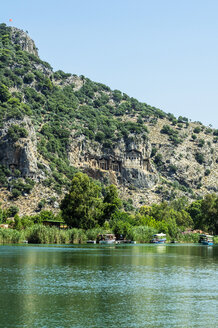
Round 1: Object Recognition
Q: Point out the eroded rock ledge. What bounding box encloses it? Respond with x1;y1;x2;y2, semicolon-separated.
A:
68;135;159;189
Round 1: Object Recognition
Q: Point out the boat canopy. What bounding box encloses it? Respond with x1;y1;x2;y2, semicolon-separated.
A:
199;234;213;240
199;234;213;238
153;233;166;237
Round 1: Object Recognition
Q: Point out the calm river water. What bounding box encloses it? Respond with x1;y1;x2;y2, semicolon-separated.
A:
0;244;217;328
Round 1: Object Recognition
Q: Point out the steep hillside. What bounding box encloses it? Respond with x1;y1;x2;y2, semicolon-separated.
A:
0;24;217;215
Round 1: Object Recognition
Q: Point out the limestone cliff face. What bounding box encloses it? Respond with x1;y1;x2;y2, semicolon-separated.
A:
10;27;38;57
68;134;159;189
0;117;38;177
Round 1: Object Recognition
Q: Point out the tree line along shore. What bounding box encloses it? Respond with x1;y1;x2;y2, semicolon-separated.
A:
0;173;217;244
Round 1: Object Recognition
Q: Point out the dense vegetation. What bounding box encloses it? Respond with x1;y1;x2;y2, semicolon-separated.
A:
1;173;217;244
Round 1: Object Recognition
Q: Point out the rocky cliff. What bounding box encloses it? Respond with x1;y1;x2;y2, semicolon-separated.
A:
68;134;158;188
0;24;217;214
0;117;38;177
11;27;38;57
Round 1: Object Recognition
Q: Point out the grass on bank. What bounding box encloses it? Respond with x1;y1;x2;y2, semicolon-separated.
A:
0;225;157;244
0;225;86;244
1;225;217;244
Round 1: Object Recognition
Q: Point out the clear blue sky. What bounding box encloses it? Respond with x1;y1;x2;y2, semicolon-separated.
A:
1;0;218;127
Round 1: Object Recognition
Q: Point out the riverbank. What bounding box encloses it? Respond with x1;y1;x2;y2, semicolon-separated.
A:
0;225;217;244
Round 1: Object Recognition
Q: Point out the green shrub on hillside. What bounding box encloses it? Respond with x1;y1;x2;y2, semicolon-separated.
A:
10;178;35;198
193;127;201;133
0;83;10;102
7;124;28;141
198;139;205;148
195;152;204;164
0;164;10;187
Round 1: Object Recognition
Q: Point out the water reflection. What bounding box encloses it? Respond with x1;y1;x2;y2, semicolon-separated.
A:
0;244;217;327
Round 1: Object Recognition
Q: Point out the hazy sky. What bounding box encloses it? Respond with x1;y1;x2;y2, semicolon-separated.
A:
1;0;218;127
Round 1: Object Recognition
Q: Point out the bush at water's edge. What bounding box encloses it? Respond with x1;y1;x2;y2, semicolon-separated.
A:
177;232;200;243
214;236;218;244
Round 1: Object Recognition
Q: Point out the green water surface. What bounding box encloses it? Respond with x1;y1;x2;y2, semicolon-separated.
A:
0;244;217;328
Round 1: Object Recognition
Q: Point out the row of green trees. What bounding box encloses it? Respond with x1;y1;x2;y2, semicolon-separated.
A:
1;173;217;241
60;173;218;236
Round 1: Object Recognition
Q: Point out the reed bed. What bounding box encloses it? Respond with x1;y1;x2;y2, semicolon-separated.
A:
0;225;90;244
0;226;217;244
130;226;157;243
0;228;25;244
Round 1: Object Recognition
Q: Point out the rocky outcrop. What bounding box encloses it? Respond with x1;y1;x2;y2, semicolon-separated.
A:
0;117;38;177
68;134;159;189
10;27;38;57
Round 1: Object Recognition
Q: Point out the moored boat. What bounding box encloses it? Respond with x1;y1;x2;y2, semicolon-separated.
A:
115;234;136;244
97;234;116;244
199;234;213;246
151;233;166;244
